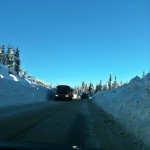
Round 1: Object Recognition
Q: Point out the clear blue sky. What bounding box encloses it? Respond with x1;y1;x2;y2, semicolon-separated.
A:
0;0;149;87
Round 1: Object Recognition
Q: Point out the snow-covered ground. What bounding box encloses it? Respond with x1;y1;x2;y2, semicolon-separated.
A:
93;73;150;148
0;63;54;107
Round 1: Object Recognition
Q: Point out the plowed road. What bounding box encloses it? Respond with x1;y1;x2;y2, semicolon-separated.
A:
0;100;142;150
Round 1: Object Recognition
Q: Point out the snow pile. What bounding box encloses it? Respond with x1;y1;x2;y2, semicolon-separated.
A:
93;74;150;147
0;63;29;83
0;63;54;107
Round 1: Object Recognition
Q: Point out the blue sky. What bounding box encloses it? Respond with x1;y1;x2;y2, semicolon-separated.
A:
0;0;149;87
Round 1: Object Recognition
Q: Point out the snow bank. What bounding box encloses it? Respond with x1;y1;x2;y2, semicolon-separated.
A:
0;63;54;107
93;74;150;148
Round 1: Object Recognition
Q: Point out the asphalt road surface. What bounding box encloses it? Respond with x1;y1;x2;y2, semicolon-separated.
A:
0;100;144;150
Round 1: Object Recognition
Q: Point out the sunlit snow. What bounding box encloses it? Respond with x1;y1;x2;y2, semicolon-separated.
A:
9;74;18;81
0;74;4;78
0;63;54;107
93;74;150;147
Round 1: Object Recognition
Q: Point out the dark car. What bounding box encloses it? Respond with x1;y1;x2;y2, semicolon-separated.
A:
81;93;89;99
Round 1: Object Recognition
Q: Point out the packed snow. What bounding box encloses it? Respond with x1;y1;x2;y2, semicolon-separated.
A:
93;73;150;148
0;63;54;107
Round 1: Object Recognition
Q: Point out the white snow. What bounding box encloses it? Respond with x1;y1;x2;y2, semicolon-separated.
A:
0;74;4;78
25;78;32;84
93;74;150;148
0;63;54;107
9;74;18;81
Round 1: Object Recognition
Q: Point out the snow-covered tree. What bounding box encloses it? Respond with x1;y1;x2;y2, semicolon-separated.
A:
0;44;21;74
73;86;78;95
142;71;145;79
0;45;5;64
99;80;103;91
85;83;88;92
103;82;108;90
88;82;94;95
112;76;118;88
120;80;123;86
6;45;15;69
95;84;100;93
14;47;21;74
77;86;82;96
108;73;112;89
81;81;85;92
19;69;27;77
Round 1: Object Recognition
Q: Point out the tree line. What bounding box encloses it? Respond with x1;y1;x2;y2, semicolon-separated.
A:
75;70;149;96
74;73;124;96
0;44;52;88
0;44;20;74
95;73;124;93
74;81;94;96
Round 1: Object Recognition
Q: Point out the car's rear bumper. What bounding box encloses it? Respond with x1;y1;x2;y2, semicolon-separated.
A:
55;95;72;101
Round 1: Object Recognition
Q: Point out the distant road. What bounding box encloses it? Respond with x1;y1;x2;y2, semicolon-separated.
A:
0;100;143;150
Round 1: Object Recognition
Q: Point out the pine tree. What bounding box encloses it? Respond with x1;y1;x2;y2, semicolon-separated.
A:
6;45;15;69
103;82;108;90
120;81;123;86
74;86;79;95
0;45;5;64
88;82;93;95
108;73;112;89
112;76;118;88
85;83;88;93
19;69;27;77
95;84;100;93
14;47;21;74
81;81;85;93
77;86;81;96
0;45;2;63
142;71;145;79
99;80;103;91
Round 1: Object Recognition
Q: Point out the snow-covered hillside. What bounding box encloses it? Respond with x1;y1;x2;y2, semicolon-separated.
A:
0;63;54;107
93;73;150;148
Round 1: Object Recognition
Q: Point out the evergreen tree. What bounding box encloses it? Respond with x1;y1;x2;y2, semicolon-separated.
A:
99;80;103;91
120;81;123;86
112;76;118;88
92;84;95;93
77;86;81;96
75;86;77;95
74;86;79;95
103;82;108;90
108;73;112;89
85;83;88;93
0;45;5;64
88;82;93;95
142;71;145;79
14;47;21;74
95;84;100;93
19;69;27;77
81;81;85;93
6;45;15;69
